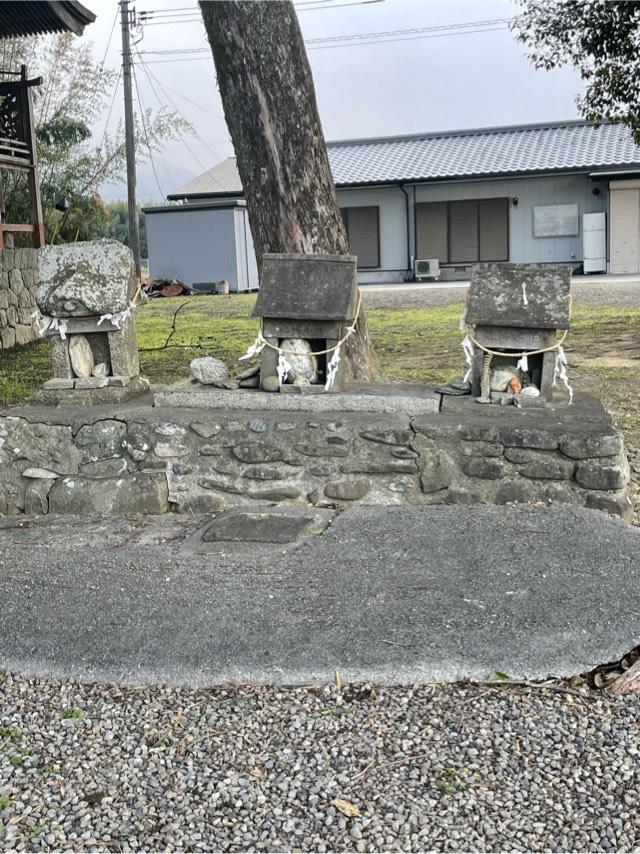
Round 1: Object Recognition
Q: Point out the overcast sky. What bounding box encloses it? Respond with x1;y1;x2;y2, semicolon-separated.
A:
86;0;586;203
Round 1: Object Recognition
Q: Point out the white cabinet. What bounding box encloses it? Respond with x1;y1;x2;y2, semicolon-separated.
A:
583;212;607;273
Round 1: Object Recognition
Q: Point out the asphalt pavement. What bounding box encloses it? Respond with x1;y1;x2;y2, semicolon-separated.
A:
1;504;639;687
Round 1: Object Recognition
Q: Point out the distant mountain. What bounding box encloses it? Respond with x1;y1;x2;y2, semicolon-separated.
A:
100;158;200;205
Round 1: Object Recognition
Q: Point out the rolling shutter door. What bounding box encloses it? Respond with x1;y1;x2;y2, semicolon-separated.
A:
415;202;448;262
610;189;640;274
344;206;379;268
449;200;478;263
479;197;509;261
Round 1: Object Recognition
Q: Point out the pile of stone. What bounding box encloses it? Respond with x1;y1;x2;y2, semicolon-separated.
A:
189;348;317;393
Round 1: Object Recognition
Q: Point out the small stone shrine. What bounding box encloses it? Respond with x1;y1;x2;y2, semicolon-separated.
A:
466;263;571;404
253;253;359;393
35;239;149;404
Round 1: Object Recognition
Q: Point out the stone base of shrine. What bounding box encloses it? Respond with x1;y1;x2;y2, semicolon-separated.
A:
0;388;632;522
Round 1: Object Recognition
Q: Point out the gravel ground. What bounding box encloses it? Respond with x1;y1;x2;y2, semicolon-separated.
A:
0;675;639;852
362;278;640;310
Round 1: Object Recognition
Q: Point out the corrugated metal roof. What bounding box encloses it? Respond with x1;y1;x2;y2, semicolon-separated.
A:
0;2;96;39
169;120;640;199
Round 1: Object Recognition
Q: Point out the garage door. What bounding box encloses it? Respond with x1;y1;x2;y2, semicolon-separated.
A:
610;188;640;274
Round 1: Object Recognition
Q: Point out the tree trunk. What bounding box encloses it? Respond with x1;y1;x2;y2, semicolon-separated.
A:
199;0;380;382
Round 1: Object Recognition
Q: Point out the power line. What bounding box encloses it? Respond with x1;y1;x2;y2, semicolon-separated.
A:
133;46;232;189
305;17;513;44
100;7;119;67
136;18;513;62
309;25;510;49
96;68;122;152
137;0;380;23
132;62;165;199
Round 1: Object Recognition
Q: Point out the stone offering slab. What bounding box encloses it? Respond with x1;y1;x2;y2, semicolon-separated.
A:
202;511;317;544
153;383;441;415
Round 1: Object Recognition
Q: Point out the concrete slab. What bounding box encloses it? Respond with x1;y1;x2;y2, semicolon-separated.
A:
153;382;441;415
0;504;638;687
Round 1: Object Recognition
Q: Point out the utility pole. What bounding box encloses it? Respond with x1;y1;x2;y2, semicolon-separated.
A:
120;0;141;280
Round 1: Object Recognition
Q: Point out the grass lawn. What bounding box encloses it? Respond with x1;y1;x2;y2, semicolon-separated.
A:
2;294;640;445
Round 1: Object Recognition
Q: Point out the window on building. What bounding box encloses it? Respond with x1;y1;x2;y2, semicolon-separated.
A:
340;206;380;268
415;198;509;263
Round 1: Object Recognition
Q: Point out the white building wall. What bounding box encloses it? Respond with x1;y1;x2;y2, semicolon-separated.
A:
336;186;409;283
414;173;608;265
145;206;243;291
336;174;608;281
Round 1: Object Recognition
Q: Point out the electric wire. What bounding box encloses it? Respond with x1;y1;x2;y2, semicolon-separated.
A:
305;17;513;44
136;17;515;60
137;0;380;22
133;45;231;189
100;7;119;67
96;67;122;153
132;62;165;199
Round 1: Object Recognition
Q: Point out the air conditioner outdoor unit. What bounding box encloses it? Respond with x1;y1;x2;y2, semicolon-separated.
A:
414;258;440;281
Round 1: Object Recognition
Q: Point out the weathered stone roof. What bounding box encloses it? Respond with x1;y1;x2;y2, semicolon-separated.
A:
253;254;358;321
466;263;572;330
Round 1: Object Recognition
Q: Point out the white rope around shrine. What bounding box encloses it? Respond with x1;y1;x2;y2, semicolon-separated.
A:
459;293;574;404
553;345;574;404
276;353;291;386
461;334;474;383
31;308;68;340
238;290;363;391
239;330;267;361
97;305;133;330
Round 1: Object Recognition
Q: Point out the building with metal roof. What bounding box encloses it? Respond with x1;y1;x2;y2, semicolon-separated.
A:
147;120;640;287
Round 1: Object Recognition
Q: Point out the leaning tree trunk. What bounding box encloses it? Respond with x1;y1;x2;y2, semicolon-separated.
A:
199;0;380;382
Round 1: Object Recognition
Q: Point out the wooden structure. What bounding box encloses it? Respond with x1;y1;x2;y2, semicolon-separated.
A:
0;1;95;248
466;262;571;402
253;253;359;393
0;66;44;247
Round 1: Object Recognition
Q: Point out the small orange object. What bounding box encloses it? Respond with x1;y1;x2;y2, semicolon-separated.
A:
506;377;523;395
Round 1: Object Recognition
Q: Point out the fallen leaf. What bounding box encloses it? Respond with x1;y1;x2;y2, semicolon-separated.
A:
331;798;360;818
489;671;511;682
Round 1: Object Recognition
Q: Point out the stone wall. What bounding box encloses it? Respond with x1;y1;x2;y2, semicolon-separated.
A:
0;248;39;349
0;395;633;521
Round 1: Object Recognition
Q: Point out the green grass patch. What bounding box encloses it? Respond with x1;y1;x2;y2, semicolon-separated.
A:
60;708;84;720
2;294;640;445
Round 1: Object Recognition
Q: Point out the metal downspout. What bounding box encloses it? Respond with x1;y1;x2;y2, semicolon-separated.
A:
399;184;412;281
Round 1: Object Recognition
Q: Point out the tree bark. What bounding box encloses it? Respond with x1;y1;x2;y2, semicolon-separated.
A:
199;0;380;382
608;657;640;695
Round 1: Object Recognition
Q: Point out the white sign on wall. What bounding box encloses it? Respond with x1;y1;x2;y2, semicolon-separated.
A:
533;203;579;238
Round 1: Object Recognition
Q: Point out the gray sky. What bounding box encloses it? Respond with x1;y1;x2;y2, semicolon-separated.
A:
87;0;586;202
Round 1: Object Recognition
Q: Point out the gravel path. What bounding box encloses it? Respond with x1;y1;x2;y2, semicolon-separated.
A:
362;278;640;310
0;674;638;852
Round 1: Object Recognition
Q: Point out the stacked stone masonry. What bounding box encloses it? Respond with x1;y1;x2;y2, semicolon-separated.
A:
0;248;39;349
0;398;632;522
